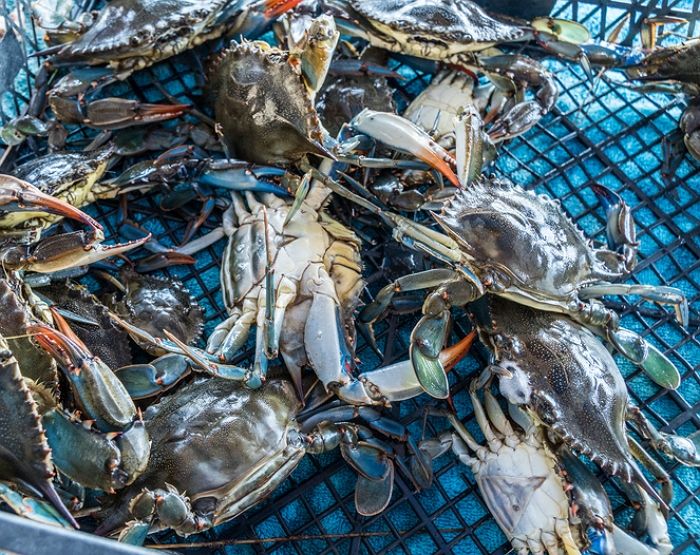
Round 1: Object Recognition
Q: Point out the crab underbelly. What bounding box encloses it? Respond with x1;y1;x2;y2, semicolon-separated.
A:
476;444;568;537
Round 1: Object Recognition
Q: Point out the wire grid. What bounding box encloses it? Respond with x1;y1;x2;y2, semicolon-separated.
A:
1;0;700;553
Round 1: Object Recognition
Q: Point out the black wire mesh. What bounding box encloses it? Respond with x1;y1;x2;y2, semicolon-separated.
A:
1;0;700;553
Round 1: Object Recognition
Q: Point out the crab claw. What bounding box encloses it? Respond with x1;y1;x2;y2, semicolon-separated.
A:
608;328;681;390
13;232;150;274
50;96;190;130
263;0;304;19
28;312;136;431
0;175;102;232
591;184;638;268
84;99;190;130
350;109;460;187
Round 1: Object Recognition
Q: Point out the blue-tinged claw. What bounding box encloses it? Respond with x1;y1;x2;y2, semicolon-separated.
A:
410;312;451;399
608;328;681;389
29;311;136;431
41;408;148;491
115;355;191;399
198;167;290;196
162;330;254;384
583;528;615;555
0;482;73;529
118;520;152;545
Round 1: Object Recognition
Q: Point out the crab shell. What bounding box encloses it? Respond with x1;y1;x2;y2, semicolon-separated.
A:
53;0;231;72
351;0;526;56
477;296;644;484
42;281;133;370
3;147;114;231
98;378;303;535
110;272;204;352
435;177;628;301
208;40;329;164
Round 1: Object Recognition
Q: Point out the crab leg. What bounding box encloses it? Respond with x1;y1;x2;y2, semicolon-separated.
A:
467;55;558;142
627;404;700;467
50;94;190;130
114;354;192;400
579;283;688;327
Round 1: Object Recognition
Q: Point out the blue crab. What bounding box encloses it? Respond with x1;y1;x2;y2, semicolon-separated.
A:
41;0;302;129
467;296;697;509
299;0;590;139
93;378;433;543
344;109;687;398
423;392;672;555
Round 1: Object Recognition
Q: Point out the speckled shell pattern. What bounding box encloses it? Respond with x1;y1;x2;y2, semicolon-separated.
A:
478;297;646;485
436;177;627;297
352;0;525;44
55;0;229;68
116;273;204;348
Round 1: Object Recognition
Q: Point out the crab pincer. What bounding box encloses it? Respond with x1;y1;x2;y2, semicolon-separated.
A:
28;312;150;492
0;174;102;231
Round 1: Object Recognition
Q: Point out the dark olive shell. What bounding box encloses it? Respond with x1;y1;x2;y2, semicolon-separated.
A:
97;379;301;534
111;272;204;349
208;41;327;164
41;281;132;370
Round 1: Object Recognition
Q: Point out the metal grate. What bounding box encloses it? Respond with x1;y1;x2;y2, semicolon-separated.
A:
1;0;699;553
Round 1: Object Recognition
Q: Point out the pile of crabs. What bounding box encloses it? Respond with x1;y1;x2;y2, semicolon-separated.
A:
0;0;698;552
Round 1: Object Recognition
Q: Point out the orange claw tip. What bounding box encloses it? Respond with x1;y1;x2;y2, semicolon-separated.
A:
263;0;304;19
0;175;103;231
49;307;89;352
414;144;461;188
439;330;477;372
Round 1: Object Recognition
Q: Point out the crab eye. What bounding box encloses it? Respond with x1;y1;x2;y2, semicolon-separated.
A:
130;36;141;47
